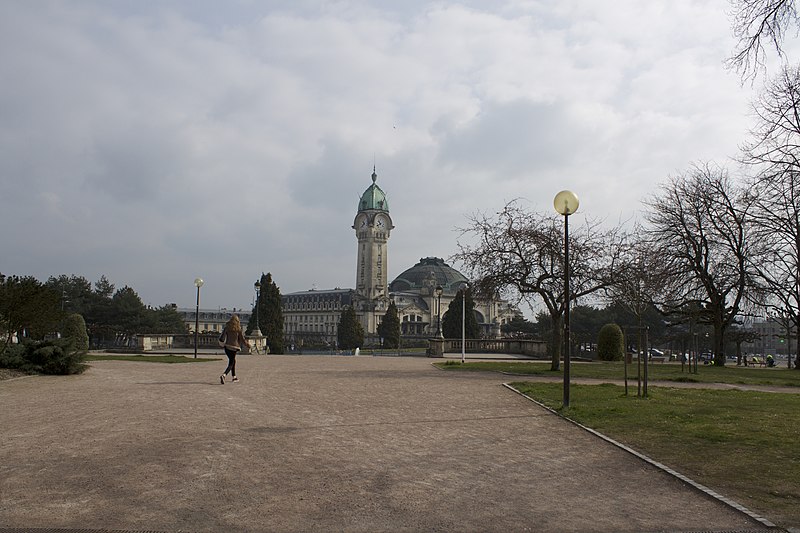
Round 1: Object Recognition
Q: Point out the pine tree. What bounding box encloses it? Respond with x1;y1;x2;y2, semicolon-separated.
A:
442;288;480;339
337;306;364;350
253;272;284;354
378;301;401;349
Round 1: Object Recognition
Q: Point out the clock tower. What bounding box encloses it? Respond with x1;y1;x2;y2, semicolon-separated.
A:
353;167;394;332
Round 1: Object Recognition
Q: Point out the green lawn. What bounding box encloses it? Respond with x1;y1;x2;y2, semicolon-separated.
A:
436;359;800;387
85;354;219;363
510;382;800;529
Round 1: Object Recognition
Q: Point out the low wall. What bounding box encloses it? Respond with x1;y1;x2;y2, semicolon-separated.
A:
135;333;267;353
443;338;547;357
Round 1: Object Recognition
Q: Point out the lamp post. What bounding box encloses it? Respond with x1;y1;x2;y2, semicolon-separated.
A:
554;190;579;408
193;277;204;359
253;280;262;337
461;282;470;364
434;285;444;338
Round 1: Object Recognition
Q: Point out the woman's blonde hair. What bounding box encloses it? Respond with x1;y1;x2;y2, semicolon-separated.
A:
225;315;242;334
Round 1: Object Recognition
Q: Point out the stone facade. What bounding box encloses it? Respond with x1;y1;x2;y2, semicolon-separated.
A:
176;307;252;334
281;168;518;348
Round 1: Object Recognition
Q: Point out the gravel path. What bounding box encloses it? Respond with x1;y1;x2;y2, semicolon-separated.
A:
0;355;778;532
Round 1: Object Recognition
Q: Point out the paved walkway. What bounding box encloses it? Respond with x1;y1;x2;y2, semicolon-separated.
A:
0;355;781;532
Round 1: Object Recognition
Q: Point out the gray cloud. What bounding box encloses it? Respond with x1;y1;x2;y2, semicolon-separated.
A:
0;0;757;309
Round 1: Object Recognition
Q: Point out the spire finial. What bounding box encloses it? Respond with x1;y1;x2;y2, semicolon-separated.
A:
371;164;377;183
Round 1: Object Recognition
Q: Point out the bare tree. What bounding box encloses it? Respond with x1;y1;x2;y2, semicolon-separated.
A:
740;65;800;368
727;322;762;365
728;0;799;81
747;177;800;369
742;65;800;169
644;163;758;366
453;200;623;371
609;227;672;324
749;179;800;363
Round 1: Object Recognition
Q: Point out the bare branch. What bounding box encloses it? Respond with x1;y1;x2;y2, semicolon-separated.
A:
727;0;798;82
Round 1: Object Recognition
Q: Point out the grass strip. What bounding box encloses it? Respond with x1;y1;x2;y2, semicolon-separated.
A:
511;381;800;528
436;360;800;387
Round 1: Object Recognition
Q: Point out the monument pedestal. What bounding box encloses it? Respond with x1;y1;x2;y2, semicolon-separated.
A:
246;329;267;354
427;337;444;357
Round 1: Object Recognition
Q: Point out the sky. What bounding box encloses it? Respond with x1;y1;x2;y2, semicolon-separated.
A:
0;0;779;310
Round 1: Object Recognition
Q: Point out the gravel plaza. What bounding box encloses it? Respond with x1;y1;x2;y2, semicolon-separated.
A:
0;354;779;533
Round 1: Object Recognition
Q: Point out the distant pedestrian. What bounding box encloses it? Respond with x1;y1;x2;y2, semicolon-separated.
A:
219;315;250;384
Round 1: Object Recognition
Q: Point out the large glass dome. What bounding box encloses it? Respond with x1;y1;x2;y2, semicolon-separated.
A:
389;257;468;295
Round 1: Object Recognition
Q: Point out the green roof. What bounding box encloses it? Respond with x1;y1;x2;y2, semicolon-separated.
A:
358;168;389;212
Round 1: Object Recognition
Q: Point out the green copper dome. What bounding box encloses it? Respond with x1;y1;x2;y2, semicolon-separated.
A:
389;257;468;295
358;167;389;212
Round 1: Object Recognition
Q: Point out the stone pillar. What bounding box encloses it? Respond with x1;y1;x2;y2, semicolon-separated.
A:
427;337;444;357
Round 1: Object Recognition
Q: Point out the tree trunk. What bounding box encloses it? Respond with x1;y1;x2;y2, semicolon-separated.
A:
713;316;726;366
796;329;800;369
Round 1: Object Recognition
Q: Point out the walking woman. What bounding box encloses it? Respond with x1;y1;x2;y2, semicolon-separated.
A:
219;315;250;384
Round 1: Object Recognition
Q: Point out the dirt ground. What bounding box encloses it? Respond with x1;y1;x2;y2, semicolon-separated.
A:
0;354;783;532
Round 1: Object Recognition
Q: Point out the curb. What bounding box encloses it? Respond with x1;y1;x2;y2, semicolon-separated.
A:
503;382;781;531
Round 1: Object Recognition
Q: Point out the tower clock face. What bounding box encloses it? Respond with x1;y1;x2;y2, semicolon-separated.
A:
376;216;386;228
356;214;367;228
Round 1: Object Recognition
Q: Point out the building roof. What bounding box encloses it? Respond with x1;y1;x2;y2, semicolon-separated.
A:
357;167;389;213
389;257;468;296
283;288;354;297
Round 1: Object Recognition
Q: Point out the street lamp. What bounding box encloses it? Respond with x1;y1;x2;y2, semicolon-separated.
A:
193;277;204;359
554;190;579;408
460;282;470;364
434;285;444;338
253;280;262;337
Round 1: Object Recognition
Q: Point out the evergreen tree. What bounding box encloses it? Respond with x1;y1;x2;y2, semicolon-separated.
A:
94;275;115;299
110;286;146;344
84;275;116;347
0;274;62;353
337;306;364;350
501;315;538;337
597;323;625;361
45;275;92;315
63;313;90;351
378;301;401;349
148;305;188;334
441;289;480;339
252;272;284;354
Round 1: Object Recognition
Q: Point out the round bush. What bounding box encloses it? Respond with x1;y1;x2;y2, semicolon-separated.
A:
597;323;624;361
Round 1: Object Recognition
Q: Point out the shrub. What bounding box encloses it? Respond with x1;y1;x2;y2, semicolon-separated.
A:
63;313;89;351
0;339;87;375
0;343;26;369
597;323;624;361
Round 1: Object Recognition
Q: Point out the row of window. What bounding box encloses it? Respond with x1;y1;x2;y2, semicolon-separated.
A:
283;302;347;311
284;315;338;324
286;323;336;333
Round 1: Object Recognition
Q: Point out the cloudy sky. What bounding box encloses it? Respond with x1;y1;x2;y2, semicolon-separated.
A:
0;0;777;310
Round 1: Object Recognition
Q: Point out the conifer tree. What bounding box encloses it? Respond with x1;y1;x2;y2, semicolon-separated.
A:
251;272;284;354
378;301;401;349
63;313;90;351
442;288;480;339
337;306;364;350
